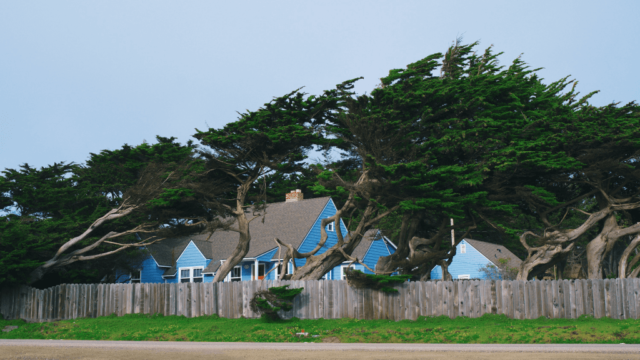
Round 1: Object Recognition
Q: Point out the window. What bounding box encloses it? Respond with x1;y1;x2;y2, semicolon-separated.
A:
230;266;242;282
180;269;190;283
131;270;141;284
458;274;470;280
460;243;466;254
193;268;203;283
179;267;204;283
327;223;334;232
341;264;355;280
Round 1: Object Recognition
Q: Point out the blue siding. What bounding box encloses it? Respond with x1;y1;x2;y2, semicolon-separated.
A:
325;263;365;280
241;262;253;281
361;233;395;274
430;240;493;280
117;255;166;283
136;197;397;283
140;256;166;283
295;199;348;268
264;262;279;280
165;241;211;284
257;248;277;262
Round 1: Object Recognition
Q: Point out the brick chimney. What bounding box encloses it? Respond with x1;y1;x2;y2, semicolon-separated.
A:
285;189;303;202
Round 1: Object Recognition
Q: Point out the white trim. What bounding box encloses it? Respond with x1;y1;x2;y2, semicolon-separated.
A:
294;198;351;254
254;247;278;259
360;230;378;261
295;198;332;252
460;243;467;254
340;264;355;280
458;274;470;280
360;230;394;262
147;253;171;268
175;240;207;264
230;265;242;282
327;222;334;232
384;236;397;249
460;239;495;265
251;262;266;281
178;266;204;283
431;239;495;279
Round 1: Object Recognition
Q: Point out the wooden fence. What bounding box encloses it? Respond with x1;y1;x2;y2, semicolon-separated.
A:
2;279;640;323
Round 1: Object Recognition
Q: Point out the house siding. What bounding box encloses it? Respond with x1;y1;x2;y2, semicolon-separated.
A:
294;199;348;270
430;239;493;280
165;241;211;284
361;233;396;274
134;198;397;284
140;256;166;283
116;255;166;284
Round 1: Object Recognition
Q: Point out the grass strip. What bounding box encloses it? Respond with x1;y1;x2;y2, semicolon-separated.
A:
1;314;638;344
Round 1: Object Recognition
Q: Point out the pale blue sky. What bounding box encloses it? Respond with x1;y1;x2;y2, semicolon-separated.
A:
1;1;639;171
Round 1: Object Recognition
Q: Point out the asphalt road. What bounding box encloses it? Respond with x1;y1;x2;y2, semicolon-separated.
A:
1;340;639;360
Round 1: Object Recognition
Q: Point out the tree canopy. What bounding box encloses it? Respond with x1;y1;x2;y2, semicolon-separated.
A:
3;40;640;287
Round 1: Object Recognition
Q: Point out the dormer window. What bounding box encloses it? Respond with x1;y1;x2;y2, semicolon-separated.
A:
180;267;204;283
327;223;335;232
130;270;141;283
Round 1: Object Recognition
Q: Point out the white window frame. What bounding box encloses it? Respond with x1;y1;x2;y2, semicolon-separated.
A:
458;274;470;280
179;266;204;283
130;269;141;283
327;222;335;232
230;265;242;282
340;264;355;280
460;243;466;254
251;263;266;281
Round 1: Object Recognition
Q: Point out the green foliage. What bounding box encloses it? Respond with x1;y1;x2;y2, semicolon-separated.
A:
147;188;195;208
0;137;196;288
477;258;519;281
1;313;639;344
250;285;304;321
344;269;411;293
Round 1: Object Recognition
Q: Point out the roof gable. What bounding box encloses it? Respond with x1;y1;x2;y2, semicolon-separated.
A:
463;238;522;267
294;198;348;267
147;197;331;267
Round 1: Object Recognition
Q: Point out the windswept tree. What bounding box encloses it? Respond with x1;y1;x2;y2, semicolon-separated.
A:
279;41;539;280
191;86;345;283
486;98;640;280
0;137;201;286
276;40;640;282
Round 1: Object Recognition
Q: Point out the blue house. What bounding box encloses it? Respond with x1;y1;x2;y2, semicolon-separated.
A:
124;192;396;283
430;238;522;280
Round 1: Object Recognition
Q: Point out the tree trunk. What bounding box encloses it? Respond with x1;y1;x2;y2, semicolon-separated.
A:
619;234;640;278
586;214;631;279
439;260;452;281
516;206;615;280
375;213;419;273
212;213;251;282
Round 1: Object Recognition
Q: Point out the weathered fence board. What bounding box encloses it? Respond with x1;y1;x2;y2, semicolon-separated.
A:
3;279;640;322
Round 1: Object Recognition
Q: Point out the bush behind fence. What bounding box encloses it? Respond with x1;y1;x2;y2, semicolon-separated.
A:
2;279;640;323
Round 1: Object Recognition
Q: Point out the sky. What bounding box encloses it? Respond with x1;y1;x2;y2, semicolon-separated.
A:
1;0;639;172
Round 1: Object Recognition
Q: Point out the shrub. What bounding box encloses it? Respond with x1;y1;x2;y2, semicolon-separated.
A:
249;285;304;321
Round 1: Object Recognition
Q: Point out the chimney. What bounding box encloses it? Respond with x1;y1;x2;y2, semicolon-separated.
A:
285;189;303;202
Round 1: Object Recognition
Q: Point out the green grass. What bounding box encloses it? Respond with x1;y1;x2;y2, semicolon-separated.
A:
1;314;638;344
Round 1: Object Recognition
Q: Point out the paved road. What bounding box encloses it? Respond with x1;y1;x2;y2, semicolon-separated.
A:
1;340;639;360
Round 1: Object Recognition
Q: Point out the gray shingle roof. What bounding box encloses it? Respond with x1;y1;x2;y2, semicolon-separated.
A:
350;229;393;260
464;238;522;267
146;197;331;271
